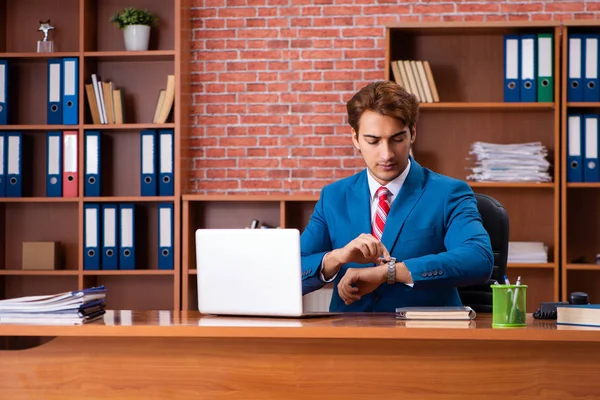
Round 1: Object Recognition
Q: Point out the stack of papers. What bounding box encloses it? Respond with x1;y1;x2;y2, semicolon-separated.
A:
508;241;548;263
0;286;106;325
466;141;552;182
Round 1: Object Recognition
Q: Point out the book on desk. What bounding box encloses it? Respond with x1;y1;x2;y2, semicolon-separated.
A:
395;306;476;320
557;304;600;328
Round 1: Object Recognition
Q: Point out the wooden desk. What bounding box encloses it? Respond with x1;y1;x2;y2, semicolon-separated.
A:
1;311;599;399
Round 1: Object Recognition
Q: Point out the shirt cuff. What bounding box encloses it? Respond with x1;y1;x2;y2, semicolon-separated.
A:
404;268;414;287
318;256;338;283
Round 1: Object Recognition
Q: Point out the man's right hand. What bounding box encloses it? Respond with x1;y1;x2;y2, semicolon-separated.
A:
321;234;391;280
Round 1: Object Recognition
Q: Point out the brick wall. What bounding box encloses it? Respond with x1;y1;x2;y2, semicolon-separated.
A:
189;0;600;194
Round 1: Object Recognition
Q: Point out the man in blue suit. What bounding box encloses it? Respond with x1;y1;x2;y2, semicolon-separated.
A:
301;81;493;312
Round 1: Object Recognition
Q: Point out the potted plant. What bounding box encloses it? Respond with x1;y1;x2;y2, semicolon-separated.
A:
110;7;158;51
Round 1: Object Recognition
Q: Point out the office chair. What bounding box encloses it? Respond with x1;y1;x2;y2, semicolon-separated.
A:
458;193;509;313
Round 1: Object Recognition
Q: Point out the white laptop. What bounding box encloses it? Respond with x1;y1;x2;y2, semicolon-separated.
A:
195;228;337;318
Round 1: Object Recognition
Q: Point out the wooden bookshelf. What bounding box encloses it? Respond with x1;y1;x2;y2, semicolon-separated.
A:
561;21;600;304
0;0;191;311
383;22;561;312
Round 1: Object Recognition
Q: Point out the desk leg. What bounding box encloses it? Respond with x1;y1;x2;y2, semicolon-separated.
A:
0;336;599;399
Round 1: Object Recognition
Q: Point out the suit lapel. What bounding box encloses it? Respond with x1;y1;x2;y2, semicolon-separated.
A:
381;157;426;254
346;170;372;238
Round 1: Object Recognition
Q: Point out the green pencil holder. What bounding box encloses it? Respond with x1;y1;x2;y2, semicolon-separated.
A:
491;284;528;328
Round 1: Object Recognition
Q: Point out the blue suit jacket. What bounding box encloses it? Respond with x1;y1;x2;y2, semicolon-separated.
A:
300;157;494;312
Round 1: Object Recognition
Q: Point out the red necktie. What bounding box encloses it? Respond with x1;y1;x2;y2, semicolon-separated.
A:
372;187;390;240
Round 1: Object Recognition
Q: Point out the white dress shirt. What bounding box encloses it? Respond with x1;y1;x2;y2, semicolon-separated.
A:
319;159;412;283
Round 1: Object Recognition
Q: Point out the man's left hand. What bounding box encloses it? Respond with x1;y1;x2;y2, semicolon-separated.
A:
338;263;387;306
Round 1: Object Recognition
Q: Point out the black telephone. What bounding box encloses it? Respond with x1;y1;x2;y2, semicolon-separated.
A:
533;291;590;319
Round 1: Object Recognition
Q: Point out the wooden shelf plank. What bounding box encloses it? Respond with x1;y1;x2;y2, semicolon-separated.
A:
182;194;318;202
83;123;175;130
468;182;555;189
82;270;174;276
420;102;554;110
0;125;80;131
565;264;600;271
507;263;555;269
279;195;320;202
83;196;175;203
0;197;78;203
0;52;80;59
567;102;600;108
0;270;78;276
567;183;600;188
83;50;175;61
189;269;197;275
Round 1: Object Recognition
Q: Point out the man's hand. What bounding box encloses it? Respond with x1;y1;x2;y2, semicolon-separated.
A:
321;234;390;280
340;233;391;265
338;263;387;306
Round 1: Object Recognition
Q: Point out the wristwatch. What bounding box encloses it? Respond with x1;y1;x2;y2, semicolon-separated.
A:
387;257;396;284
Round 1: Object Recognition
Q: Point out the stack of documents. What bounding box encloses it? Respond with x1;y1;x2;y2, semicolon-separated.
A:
466;141;552;182
0;286;106;325
507;241;548;264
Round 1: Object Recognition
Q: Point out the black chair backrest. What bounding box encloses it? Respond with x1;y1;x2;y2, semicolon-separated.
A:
457;193;509;312
474;193;509;283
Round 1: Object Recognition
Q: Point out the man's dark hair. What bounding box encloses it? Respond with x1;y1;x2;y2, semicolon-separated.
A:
346;81;419;134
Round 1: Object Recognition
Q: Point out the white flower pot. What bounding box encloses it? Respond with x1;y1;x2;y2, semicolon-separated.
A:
123;25;151;51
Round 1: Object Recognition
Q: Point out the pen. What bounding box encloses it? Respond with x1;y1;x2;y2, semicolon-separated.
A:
503;275;512;299
509;276;522;323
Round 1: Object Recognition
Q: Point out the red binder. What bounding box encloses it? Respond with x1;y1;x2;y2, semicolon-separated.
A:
63;131;78;197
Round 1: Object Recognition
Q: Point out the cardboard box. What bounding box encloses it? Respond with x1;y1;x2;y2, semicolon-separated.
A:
22;242;61;270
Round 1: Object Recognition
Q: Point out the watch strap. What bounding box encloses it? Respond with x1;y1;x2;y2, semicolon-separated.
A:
387;257;396;284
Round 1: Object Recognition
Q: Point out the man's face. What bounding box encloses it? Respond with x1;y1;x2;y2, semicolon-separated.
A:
352;110;415;186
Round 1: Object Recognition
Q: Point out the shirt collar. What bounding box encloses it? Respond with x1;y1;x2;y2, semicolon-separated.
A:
366;158;411;202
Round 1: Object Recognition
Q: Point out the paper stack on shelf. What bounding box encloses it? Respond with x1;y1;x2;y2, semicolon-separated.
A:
507;241;548;264
466;141;552;182
0;286;106;325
